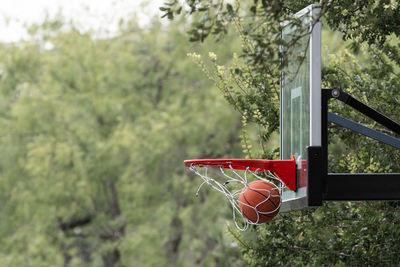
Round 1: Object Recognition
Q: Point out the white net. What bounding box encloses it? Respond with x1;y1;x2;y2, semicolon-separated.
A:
187;163;287;231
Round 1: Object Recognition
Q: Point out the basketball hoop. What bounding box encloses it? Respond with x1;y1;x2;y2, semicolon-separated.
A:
184;159;296;231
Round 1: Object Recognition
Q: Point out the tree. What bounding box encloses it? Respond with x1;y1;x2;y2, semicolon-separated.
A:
0;14;244;266
161;0;400;265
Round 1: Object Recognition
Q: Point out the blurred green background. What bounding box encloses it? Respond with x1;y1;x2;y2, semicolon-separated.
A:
0;4;248;266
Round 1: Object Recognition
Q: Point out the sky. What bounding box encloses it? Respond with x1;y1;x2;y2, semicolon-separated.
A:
0;0;164;42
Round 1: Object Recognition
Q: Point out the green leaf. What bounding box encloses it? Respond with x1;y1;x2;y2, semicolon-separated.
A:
226;3;233;14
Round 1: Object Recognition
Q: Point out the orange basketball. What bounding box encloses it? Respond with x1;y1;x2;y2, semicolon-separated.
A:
238;180;281;223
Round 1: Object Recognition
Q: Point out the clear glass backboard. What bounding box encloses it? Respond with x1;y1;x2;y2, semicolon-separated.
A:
280;4;321;212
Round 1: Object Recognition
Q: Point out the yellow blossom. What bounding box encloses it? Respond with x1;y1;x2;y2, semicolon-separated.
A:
208;52;217;61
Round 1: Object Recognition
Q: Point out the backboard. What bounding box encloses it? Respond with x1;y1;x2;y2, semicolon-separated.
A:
280;4;321;212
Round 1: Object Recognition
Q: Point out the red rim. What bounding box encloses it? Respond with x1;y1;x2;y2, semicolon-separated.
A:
184;159;297;190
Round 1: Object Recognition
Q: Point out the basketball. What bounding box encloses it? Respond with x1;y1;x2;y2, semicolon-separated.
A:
238;180;281;223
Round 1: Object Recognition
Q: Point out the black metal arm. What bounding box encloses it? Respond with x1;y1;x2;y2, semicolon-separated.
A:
330;89;400;135
328;112;400;149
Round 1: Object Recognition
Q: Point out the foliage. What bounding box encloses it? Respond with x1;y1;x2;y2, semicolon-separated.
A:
228;201;400;266
0;15;245;266
161;0;400;266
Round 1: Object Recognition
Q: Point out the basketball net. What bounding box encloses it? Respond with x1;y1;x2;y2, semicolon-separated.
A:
187;163;286;231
